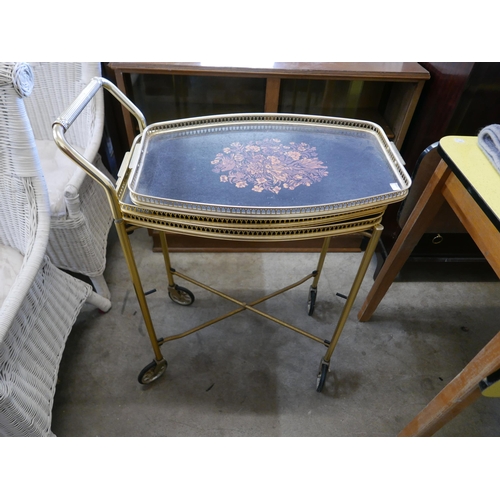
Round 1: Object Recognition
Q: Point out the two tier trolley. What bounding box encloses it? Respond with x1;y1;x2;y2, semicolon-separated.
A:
53;78;410;392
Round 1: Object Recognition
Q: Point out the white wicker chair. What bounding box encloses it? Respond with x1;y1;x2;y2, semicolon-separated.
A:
0;62;110;437
23;62;113;301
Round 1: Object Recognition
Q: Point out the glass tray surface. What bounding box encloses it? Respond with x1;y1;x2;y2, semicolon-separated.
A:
127;115;409;215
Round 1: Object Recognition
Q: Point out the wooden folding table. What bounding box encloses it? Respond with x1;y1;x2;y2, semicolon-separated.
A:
357;135;500;435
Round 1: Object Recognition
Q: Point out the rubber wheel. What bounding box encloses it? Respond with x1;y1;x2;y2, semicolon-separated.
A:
316;362;329;392
138;359;167;384
307;287;317;316
168;285;195;306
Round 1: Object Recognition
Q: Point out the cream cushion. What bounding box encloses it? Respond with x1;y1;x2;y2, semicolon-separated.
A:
36;139;82;217
0;243;24;309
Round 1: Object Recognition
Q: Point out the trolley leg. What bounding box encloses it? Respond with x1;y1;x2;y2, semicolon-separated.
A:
115;220;167;382
159;231;196;306
307;237;331;316
317;225;383;391
159;231;176;288
312;237;331;288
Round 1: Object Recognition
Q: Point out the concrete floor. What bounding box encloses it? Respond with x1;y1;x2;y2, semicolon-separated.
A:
51;228;500;436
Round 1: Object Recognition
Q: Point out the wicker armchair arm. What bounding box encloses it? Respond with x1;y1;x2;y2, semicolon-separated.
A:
65;78;106;195
0;62;34;96
0;62;51;340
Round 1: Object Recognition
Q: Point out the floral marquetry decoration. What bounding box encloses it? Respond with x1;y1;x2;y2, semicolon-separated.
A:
211;138;328;194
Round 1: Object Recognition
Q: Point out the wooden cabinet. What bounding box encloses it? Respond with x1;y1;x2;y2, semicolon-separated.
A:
382;63;500;266
108;62;428;147
105;62;429;252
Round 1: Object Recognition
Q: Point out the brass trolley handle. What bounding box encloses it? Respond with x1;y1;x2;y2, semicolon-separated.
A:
52;76;147;219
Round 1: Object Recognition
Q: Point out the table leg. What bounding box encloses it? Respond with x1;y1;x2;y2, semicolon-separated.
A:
159;231;176;288
311;237;331;289
306;237;331;315
442;173;500;278
316;225;383;391
324;224;383;363
114;219;164;364
398;329;500;436
159;231;196;306
357;160;452;322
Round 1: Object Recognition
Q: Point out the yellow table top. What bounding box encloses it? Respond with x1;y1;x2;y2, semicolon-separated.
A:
439;136;500;226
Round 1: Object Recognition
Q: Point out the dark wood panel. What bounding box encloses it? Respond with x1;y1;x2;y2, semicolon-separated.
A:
400;62;474;172
446;63;500;135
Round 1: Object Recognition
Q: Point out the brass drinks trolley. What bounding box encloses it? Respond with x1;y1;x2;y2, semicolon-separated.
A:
53;78;411;392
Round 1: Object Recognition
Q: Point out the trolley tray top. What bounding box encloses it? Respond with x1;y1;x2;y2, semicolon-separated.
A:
127;114;410;218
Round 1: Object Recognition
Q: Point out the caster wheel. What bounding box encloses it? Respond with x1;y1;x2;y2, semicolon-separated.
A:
307;286;317;316
316;362;329;392
168;285;195;306
138;359;168;384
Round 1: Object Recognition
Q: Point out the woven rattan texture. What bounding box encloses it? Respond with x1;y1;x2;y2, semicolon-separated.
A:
0;258;89;436
0;62;93;437
24;63;113;297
